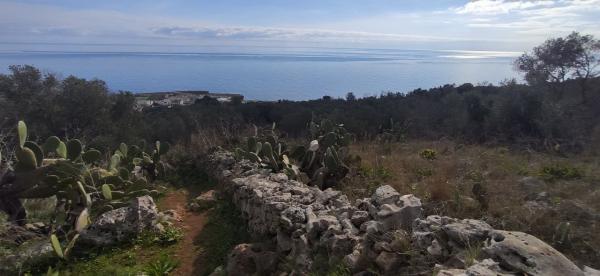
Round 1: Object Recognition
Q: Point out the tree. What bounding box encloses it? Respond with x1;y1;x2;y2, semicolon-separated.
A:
346;92;356;101
515;32;600;102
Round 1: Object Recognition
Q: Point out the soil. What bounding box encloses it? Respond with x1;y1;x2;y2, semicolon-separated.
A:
160;189;208;276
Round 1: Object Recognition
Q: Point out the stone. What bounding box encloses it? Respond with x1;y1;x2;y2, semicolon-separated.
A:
226;243;278;276
0;238;54;275
32;222;45;229
24;223;37;231
465;259;513;276
436;268;466;276
442;219;493;245
584;266;600;276
371;185;400;206
427;239;443;256
306;209;340;238
208;266;225;276
277;231;293;252
79;196;159;246
0;224;42;246
282;207;306;225
376;195;423;232
375;251;401;273
204;150;589;276
483;230;584;276
350;210;370;227
190;190;217;211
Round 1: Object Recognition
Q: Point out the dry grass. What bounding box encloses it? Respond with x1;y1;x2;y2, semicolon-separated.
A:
340;139;600;267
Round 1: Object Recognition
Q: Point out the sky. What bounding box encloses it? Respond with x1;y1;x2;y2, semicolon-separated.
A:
0;0;599;52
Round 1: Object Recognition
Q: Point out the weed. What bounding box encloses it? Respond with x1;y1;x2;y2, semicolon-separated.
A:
196;197;251;275
419;149;437;161
144;253;179;276
463;242;482;268
156;226;184;245
415;167;433;179
539;163;583;181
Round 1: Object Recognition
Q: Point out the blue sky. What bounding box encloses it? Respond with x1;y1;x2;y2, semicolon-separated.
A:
1;0;599;52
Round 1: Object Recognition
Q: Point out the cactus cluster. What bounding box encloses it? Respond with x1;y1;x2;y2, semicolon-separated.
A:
378;118;408;143
0;121;169;260
113;140;170;182
234;119;353;189
235;123;299;178
290;119;351;189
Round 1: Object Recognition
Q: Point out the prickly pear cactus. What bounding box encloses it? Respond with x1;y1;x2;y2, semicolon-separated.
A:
0;121;168;259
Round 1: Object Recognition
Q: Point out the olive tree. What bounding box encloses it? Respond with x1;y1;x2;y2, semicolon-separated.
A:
515;32;600;102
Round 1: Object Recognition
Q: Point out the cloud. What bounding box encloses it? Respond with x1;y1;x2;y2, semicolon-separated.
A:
454;0;556;15
452;0;600;38
0;1;599;51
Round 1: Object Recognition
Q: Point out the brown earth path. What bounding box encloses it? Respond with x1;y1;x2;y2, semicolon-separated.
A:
160;189;207;276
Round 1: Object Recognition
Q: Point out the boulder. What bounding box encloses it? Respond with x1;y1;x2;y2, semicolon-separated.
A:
350;210;370;227
377;194;423;231
442;219;493;245
483;230;584;276
436;259;513;276
584;266;600;276
79;196;160;246
0;223;43;246
189;190;218;211
0;238;54;274
371;185;400;206
226;243;278;276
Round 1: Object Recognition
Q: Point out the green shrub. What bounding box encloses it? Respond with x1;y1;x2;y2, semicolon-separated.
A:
539;163;583;181
143;254;179;276
419;149;437;161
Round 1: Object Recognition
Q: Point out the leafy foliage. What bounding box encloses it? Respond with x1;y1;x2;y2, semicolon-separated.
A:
0;121;170;260
143;254;179;276
539;163;583;181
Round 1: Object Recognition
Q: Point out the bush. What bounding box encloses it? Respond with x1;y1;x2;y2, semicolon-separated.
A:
539;164;583;181
419;149;437;160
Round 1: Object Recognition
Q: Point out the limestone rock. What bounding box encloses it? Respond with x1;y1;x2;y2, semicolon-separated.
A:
79;196;160;246
584;266;600;276
371;185;400;206
189;190;217;211
483;230;584;276
377;194;423;231
226;243;278;276
350;210;370;227
0;238;54;275
442;219;493;245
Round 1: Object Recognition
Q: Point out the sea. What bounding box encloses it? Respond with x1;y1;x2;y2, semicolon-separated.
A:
0;47;521;101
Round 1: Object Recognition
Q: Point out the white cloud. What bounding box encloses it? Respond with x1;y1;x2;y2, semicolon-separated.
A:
453;0;600;39
0;1;598;51
454;0;556;15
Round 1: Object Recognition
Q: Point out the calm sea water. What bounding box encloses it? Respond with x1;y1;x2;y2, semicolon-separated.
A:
0;48;520;101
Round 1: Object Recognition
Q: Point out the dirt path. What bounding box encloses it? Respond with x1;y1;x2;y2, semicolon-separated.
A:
160;189;207;276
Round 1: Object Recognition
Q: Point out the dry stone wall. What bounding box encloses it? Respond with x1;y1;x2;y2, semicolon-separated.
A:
205;150;596;276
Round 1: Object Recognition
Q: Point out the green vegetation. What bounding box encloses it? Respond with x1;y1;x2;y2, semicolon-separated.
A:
143;253;180;276
419;149;437;161
196;198;251;275
0;31;599;274
0;121;169;261
539;163;583;181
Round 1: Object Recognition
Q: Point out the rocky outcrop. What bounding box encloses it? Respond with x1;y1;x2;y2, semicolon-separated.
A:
0;237;54;275
79;195;166;247
189;190;218;212
205;150;594;275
